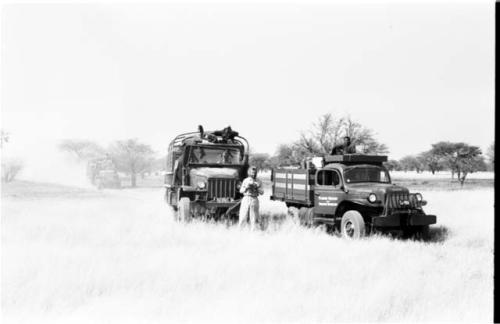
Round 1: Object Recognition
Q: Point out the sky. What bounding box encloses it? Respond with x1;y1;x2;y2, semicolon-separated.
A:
1;1;494;178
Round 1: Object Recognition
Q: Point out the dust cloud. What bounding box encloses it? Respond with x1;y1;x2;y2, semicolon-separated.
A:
3;139;93;188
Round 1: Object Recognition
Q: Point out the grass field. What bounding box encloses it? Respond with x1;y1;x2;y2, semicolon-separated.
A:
1;175;494;323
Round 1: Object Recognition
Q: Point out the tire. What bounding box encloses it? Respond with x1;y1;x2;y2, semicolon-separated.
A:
298;207;308;226
304;208;314;227
287;207;299;222
178;197;191;222
341;210;366;239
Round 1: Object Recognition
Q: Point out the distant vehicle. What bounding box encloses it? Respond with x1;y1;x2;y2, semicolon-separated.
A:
95;170;121;189
164;126;250;222
87;157;121;189
270;154;437;239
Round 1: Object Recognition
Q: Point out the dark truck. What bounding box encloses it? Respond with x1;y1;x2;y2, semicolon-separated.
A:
164;126;250;222
270;154;437;239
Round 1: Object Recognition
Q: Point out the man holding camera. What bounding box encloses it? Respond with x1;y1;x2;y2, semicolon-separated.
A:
238;166;264;230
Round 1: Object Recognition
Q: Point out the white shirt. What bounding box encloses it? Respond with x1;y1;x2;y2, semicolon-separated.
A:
240;177;263;197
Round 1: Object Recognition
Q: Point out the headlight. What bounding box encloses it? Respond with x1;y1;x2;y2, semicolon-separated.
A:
236;181;242;189
197;181;206;189
368;193;377;203
415;193;423;202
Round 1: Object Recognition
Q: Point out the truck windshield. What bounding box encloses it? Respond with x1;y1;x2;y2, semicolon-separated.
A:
188;147;242;165
344;166;390;184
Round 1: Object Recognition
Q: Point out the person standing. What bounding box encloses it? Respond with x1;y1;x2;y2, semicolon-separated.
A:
239;166;264;230
331;136;356;155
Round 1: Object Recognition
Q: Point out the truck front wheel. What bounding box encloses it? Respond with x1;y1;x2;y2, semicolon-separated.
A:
341;211;366;239
178;197;192;222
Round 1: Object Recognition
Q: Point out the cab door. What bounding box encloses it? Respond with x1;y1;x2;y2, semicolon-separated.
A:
314;169;345;216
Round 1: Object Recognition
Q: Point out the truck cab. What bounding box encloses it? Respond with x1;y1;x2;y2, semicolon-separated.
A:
271;154;437;239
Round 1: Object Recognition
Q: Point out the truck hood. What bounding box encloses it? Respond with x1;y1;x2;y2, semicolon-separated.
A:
189;168;239;185
346;183;408;194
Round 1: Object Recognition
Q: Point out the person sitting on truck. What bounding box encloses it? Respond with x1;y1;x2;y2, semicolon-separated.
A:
331;136;356;155
218;149;234;164
239;166;264;231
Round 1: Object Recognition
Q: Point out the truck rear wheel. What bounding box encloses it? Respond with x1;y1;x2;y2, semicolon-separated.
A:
341;211;366;239
287;207;299;223
304;208;314;227
178;197;191;222
298;207;308;226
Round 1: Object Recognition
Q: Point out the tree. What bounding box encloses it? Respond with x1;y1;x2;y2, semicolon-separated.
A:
151;156;166;175
108;139;156;187
1;158;23;182
273;143;307;167
249;153;272;171
1;130;23;182
455;145;484;186
384;159;401;171
430;141;485;185
1;129;9;148
486;142;494;171
343;116;389;154
419;150;443;174
430;141;460;179
295;114;388;156
58;139;105;161
399;155;425;172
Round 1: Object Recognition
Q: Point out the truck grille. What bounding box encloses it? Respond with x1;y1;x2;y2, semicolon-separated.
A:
207;178;237;200
385;192;419;210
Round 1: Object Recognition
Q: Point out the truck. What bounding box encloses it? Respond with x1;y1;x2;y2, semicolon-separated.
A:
270;154;437;239
94;170;121;189
87;157;121;189
164;126;250;222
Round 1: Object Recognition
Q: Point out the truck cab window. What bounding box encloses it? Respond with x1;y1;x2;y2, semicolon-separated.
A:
332;171;340;186
317;170;341;187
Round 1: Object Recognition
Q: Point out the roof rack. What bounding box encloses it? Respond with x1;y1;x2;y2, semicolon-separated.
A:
168;130;249;153
324;154;388;164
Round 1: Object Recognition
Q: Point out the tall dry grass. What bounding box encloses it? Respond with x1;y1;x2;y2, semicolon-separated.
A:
1;185;493;323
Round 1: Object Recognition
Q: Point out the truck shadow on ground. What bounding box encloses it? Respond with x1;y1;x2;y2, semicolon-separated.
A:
259;213;450;244
424;225;450;243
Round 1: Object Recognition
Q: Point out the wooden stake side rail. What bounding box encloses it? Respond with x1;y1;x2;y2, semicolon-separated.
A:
271;168;314;206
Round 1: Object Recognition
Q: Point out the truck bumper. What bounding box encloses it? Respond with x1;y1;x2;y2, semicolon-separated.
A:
205;201;239;208
372;213;437;227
